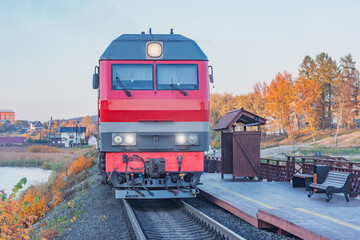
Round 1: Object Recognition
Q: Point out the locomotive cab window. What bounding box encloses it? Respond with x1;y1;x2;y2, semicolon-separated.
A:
157;64;198;90
111;64;154;90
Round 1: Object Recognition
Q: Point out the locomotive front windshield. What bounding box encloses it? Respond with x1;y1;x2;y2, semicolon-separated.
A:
112;64;154;90
157;64;198;90
111;64;198;91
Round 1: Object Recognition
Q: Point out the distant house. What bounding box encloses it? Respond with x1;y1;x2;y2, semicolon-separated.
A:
49;133;63;146
0;109;15;123
29;121;43;133
60;127;86;147
0;137;26;146
88;135;98;146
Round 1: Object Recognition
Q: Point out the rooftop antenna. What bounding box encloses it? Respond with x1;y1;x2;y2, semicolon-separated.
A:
149;28;152;34
170;28;174;34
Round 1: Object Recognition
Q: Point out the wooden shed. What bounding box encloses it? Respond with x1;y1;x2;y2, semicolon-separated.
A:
213;108;266;180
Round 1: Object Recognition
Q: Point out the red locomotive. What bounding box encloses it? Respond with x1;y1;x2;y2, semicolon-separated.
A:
93;29;213;198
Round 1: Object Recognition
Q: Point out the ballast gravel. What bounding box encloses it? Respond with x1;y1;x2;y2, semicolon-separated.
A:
184;197;299;240
34;159;298;240
33;164;135;240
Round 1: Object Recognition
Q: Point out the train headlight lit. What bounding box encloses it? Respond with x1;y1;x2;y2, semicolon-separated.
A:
175;133;187;145
187;133;199;145
113;135;123;144
146;42;163;58
112;133;136;146
124;134;136;145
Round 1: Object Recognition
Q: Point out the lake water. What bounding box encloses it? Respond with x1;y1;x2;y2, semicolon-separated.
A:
0;167;53;195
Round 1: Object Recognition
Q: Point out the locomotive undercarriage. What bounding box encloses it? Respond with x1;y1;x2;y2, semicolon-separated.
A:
99;152;202;199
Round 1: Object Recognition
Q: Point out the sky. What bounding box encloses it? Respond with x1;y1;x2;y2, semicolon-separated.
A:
1;0;360;122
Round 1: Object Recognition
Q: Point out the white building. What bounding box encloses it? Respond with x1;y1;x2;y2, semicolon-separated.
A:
88;135;98;146
59;127;86;147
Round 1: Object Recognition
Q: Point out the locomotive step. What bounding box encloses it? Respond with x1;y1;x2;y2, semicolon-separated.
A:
115;188;197;199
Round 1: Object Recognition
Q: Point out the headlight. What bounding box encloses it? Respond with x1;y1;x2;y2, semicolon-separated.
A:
147;42;162;58
124;134;136;145
114;135;123;144
175;133;187;145
175;133;199;145
187;134;199;145
112;133;136;146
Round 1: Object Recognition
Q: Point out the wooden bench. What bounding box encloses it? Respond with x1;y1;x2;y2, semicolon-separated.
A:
308;171;354;202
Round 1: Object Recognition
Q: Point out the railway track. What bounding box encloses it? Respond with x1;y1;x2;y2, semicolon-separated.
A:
122;199;245;240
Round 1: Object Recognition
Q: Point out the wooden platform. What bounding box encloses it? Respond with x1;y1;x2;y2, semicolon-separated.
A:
198;173;360;240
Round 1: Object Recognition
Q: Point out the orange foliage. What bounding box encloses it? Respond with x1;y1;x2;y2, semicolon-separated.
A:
0;182;49;240
67;156;94;175
265;72;296;140
0;153;95;239
51;178;65;208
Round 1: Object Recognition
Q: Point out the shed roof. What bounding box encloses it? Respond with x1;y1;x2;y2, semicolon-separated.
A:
213;108;266;131
100;33;207;61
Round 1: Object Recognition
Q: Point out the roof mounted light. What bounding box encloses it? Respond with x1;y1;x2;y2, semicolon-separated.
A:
146;41;163;59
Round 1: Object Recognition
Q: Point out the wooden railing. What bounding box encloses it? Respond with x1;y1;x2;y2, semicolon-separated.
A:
261;155;360;195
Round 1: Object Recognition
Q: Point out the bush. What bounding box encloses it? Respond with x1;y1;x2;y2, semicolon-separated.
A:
28;145;61;153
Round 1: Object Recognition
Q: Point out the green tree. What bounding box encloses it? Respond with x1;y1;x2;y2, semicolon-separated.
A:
314;52;338;130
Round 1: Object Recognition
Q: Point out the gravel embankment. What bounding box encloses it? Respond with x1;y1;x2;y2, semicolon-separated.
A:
33;164;135;240
184;197;299;240
34;159;298;240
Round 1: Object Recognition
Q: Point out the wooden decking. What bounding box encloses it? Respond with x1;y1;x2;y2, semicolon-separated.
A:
199;173;360;240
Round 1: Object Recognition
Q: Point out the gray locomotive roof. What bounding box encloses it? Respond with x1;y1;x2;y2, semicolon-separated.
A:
100;34;207;61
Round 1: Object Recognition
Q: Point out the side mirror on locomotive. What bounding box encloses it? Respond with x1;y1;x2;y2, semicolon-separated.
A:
92;66;99;89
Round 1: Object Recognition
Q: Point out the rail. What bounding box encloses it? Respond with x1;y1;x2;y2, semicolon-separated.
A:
123;199;244;240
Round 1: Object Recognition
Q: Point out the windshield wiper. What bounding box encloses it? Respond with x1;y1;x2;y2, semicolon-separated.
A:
170;84;188;96
116;76;131;97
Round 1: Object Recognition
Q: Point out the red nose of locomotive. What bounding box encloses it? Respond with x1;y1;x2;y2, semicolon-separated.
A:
94;31;212;199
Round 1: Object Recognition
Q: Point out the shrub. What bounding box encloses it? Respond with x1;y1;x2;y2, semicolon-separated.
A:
28;145;61;153
0;178;49;240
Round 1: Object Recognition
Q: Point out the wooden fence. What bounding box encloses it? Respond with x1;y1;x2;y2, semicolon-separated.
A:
205;155;360;195
260;156;360;195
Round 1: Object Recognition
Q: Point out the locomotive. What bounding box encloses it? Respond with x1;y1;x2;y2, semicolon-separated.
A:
92;29;213;199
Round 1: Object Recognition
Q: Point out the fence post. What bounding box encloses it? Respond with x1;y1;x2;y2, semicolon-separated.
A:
292;156;295;175
286;160;290;182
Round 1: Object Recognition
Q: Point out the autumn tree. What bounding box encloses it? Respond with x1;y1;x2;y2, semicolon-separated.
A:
339;54;360;126
60;120;67;127
66;120;77;127
265;72;296;141
294;76;321;142
209;93;236;146
80;116;97;139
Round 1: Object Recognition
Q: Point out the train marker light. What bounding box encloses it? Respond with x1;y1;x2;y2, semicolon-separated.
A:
175;133;187;145
187;134;199;145
146;42;163;58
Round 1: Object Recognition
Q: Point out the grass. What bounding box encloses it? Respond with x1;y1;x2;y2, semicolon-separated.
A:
298;146;360;156
0;146;95;172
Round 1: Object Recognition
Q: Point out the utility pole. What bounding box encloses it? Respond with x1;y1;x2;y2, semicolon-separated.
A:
48;116;53;146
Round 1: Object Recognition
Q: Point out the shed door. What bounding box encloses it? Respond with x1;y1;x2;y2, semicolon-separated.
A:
221;132;233;174
232;131;261;177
